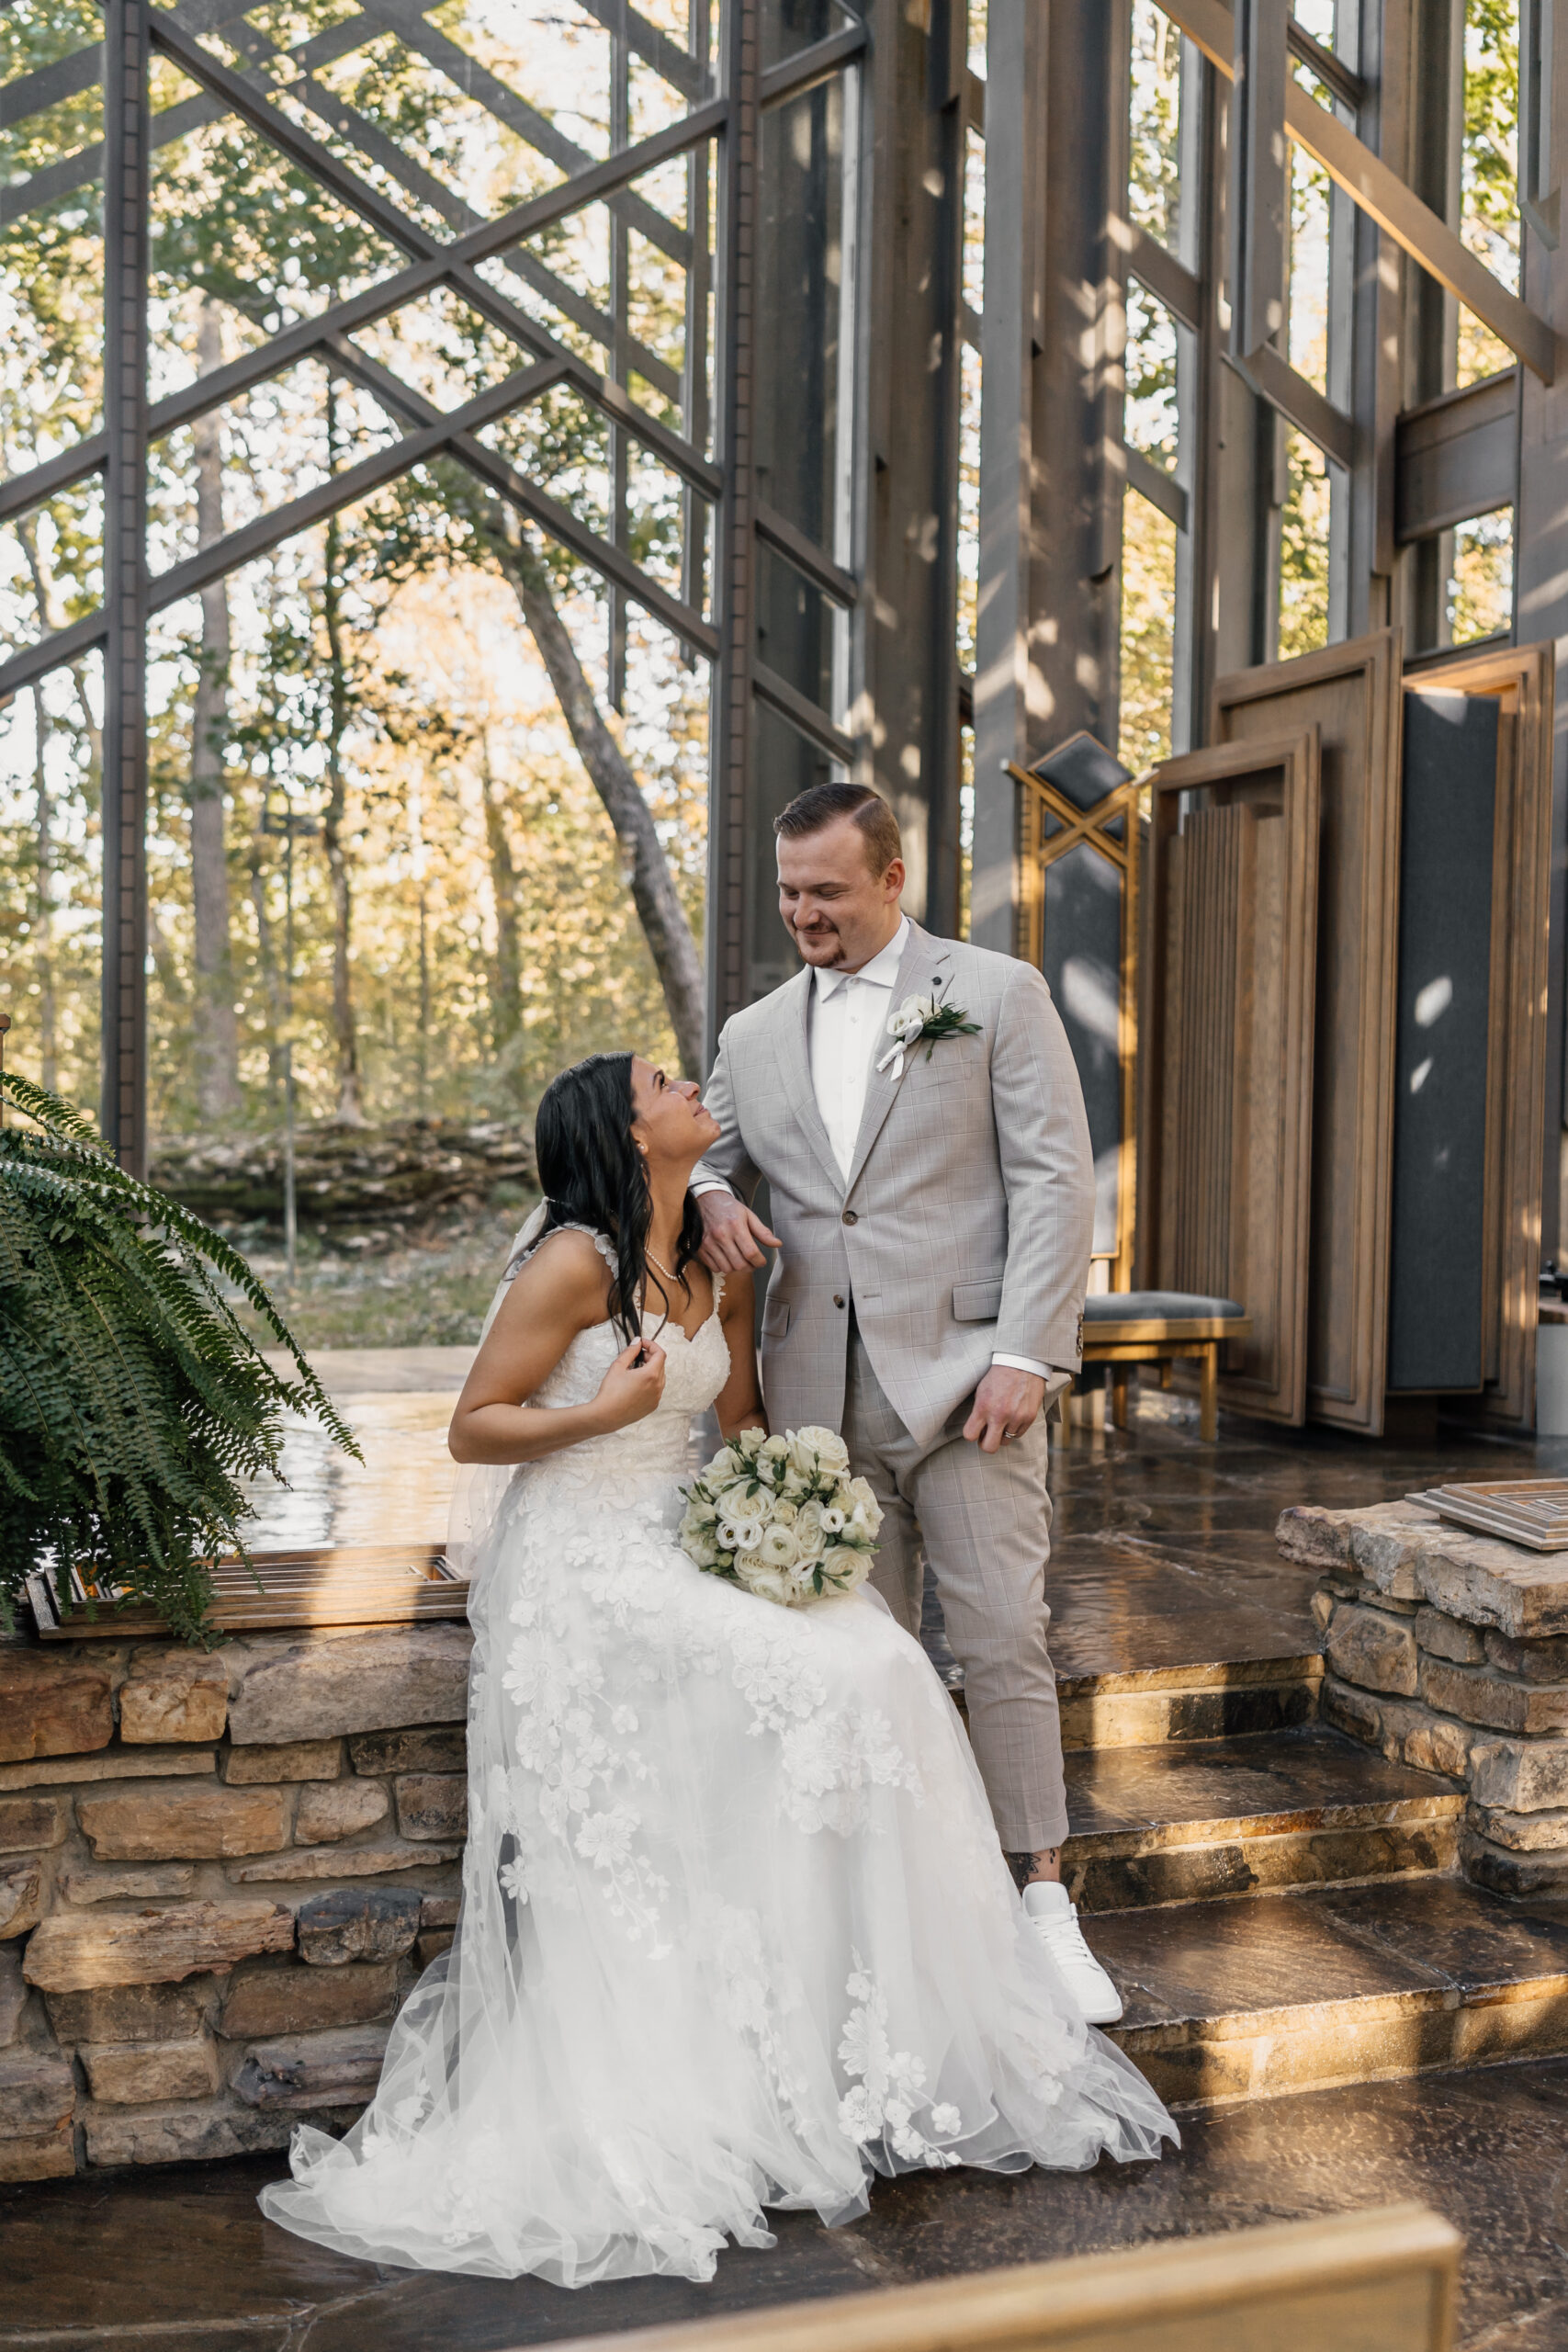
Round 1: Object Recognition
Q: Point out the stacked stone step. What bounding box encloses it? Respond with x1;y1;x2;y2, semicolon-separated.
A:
1280;1498;1568;1899
0;1626;472;2183
1042;1517;1568;2111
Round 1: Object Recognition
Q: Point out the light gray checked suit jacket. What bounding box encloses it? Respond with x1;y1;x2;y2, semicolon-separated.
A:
696;921;1096;1452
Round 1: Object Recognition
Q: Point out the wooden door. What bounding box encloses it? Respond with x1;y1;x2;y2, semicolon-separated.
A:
1138;730;1321;1424
1213;632;1404;1433
1400;641;1554;1430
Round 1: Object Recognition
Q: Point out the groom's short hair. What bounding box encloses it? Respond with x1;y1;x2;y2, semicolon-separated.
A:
774;782;902;876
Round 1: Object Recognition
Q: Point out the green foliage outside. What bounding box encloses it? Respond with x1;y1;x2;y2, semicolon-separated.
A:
0;1070;358;1639
0;0;705;1137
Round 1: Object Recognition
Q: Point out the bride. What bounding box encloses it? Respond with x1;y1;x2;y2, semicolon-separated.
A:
259;1051;1175;2283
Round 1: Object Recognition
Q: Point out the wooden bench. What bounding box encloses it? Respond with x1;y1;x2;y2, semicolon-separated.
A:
1081;1291;1253;1442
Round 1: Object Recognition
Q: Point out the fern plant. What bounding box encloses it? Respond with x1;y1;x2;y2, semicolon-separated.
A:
0;1071;361;1641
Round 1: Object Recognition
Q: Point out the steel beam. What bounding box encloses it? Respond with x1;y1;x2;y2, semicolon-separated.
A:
705;0;760;1052
856;0;965;934
100;0;150;1172
1160;0;1556;382
0;352;716;693
0;99;728;526
753;659;856;765
1394;369;1520;542
1227;0;1287;363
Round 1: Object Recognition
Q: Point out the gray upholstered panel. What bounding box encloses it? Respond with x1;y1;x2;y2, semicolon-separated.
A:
1386;690;1496;1393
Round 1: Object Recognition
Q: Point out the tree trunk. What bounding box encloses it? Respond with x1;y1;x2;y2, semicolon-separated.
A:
491;520;705;1079
247;828;283;1118
480;730;522;1059
29;684;56;1091
321;444;365;1125
189;302;241;1121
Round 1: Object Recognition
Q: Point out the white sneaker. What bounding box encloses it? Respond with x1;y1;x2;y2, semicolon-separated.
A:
1022;1881;1124;2025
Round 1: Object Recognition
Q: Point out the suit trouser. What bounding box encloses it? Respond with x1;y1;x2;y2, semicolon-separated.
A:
840;1319;1068;1852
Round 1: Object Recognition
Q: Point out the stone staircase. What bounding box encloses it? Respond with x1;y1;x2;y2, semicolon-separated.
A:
1041;1531;1568;2114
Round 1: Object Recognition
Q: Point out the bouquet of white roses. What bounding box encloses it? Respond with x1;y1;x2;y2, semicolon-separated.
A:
678;1425;883;1608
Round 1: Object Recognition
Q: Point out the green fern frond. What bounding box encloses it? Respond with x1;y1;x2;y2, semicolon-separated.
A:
0;1072;363;1641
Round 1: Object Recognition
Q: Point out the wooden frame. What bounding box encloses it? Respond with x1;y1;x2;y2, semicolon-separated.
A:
1083;1312;1255;1442
1136;729;1321;1426
1013;742;1141;1291
1402;640;1554;1432
1213;630;1404;1434
562;2203;1461;2352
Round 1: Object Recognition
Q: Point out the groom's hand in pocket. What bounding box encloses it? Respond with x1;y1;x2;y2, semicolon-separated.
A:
697;1189;782;1274
964;1366;1045;1453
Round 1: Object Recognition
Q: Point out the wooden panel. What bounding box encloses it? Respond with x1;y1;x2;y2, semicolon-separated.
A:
1213;630;1403;1433
563;2203;1461;2352
1387;692;1499;1392
1403;641;1555;1430
27;1546;467;1640
1137;730;1321;1424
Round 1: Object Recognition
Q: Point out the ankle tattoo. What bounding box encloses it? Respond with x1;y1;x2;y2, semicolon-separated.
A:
1005;1848;1061;1892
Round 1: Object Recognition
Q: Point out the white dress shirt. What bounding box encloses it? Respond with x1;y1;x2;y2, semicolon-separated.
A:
698;915;1054;1385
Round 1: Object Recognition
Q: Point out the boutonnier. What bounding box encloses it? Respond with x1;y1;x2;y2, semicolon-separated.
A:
875;992;981;1082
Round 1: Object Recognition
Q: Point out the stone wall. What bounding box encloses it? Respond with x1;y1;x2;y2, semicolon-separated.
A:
0;1623;472;2182
1280;1499;1568;1899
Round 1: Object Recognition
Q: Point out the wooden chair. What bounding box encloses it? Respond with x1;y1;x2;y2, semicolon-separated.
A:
558;2203;1461;2352
1081;1290;1253;1442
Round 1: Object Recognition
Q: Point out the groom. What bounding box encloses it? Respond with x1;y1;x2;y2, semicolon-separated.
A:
694;782;1121;2024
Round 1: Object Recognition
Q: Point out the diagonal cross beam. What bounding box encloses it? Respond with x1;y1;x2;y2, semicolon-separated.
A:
211;6;684;405
150;11;713;479
0;357;569;703
1008;763;1134;873
0;94;727;526
321;333;716;656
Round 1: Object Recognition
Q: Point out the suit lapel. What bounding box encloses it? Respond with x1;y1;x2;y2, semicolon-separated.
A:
844;924;955;1195
775;967;846;1197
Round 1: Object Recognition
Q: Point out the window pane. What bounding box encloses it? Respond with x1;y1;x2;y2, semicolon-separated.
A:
1130;0;1182;253
1449;508;1515;642
1120;488;1176;774
1279;426;1331;657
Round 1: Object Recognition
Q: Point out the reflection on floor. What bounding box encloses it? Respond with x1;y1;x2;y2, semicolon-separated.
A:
11;1373;1568;2348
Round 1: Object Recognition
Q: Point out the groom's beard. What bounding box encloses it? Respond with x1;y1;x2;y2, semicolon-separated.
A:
795;929;845;965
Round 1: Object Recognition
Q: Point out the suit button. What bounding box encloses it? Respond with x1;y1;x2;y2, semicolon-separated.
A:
833;1295;845;1308
841;1210;858;1225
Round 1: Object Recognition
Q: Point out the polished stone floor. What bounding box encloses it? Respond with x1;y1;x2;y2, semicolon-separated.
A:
14;1380;1568;2348
5;2057;1568;2349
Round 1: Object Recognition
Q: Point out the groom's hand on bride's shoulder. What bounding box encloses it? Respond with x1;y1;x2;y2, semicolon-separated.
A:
963;1366;1046;1453
696;1189;782;1274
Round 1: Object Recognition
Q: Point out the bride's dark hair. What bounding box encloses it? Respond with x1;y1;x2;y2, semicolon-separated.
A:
532;1052;705;1342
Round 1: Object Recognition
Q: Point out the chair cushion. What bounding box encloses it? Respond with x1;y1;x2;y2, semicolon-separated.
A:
1083;1291;1245;1321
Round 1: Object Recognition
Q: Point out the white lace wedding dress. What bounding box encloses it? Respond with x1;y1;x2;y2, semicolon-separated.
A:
259;1227;1174;2284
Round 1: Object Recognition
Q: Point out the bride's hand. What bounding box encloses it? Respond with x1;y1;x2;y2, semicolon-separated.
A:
592;1337;668;1430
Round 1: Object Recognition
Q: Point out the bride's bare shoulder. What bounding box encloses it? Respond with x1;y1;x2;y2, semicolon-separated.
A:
502;1226;614;1322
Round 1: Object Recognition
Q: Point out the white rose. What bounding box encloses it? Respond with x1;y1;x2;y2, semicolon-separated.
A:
761;1433;790;1461
760;1524;799;1568
791;1423;840;1458
734;1517;765;1552
820;1505;846;1533
739;1561;798;1608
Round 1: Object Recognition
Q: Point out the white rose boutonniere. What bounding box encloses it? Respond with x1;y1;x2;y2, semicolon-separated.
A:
876;992;981;1082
